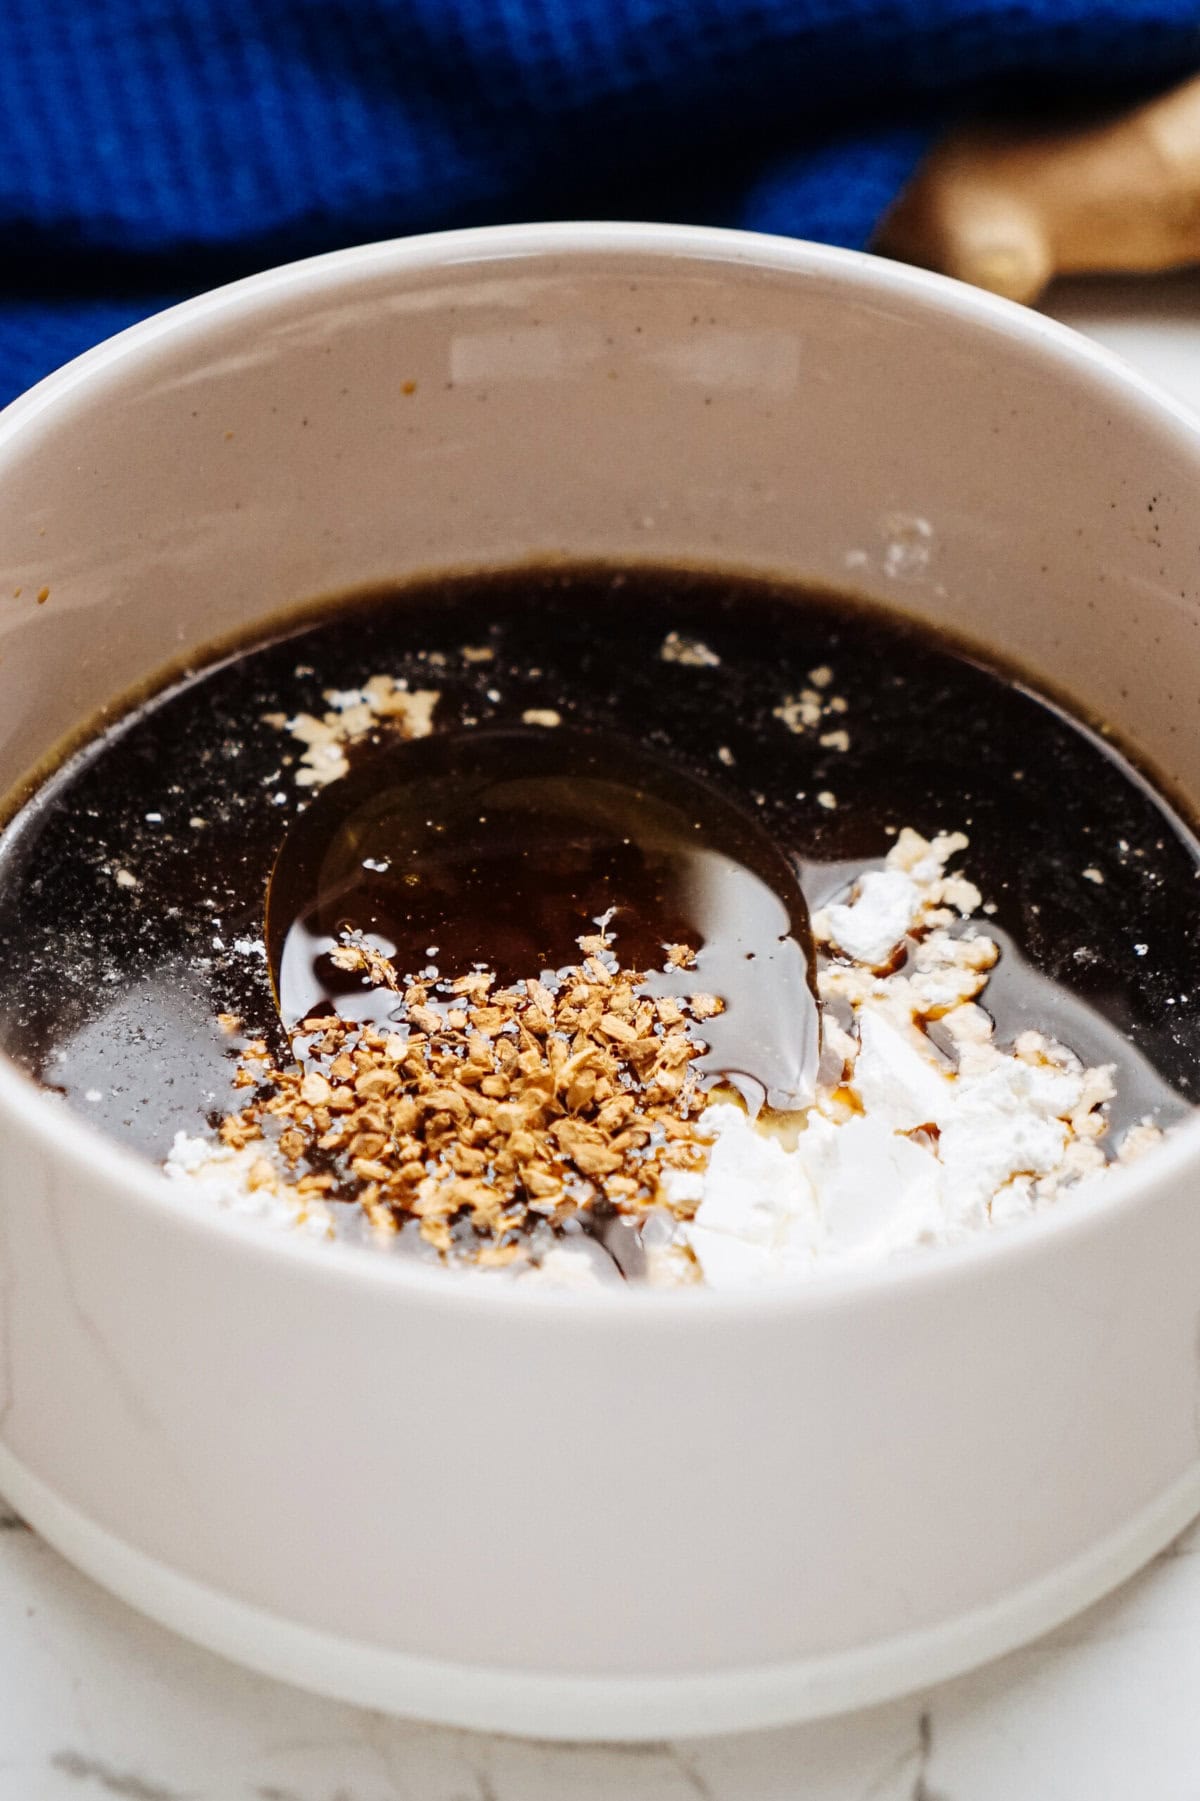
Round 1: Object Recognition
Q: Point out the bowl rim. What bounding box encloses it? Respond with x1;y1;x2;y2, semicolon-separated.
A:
2;216;1198;1321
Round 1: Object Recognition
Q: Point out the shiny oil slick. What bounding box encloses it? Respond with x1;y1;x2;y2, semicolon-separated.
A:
266;724;819;1115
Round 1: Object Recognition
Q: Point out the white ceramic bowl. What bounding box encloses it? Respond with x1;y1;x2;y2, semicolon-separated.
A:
0;224;1198;1742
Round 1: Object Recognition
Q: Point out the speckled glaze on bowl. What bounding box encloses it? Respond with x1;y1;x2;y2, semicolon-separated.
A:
0;224;1198;1741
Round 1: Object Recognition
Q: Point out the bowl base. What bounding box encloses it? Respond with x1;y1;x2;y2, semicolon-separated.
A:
1;1439;1196;1741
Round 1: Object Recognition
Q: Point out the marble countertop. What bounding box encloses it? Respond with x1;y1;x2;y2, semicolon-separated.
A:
3;271;1199;1801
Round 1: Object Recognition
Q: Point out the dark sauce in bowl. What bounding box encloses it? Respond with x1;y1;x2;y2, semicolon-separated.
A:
0;562;1194;1180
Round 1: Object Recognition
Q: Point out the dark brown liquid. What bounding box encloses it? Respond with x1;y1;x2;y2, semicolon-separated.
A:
0;561;1195;1175
267;724;818;1112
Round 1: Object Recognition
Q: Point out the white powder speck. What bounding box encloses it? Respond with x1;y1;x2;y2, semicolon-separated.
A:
165;1133;332;1239
1083;867;1104;884
114;868;138;889
816;791;837;810
522;708;562;728
775;692;822;734
520;1245;615;1290
819;869;919;966
881;512;933;580
660;632;720;668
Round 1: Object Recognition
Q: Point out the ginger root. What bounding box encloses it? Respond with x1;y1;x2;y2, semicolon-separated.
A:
876;74;1200;304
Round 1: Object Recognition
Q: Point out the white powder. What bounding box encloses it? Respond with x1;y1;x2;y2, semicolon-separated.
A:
817;868;921;966
518;1244;614;1290
676;829;1147;1287
681;1106;946;1285
164;1132;332;1239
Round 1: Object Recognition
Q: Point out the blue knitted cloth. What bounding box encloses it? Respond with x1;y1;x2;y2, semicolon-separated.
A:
2;1;1198;405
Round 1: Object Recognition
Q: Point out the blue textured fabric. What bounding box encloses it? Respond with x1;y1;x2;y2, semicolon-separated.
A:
1;1;1198;404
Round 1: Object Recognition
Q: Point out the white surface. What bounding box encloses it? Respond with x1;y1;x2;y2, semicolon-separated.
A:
0;268;1198;1795
1044;269;1200;416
